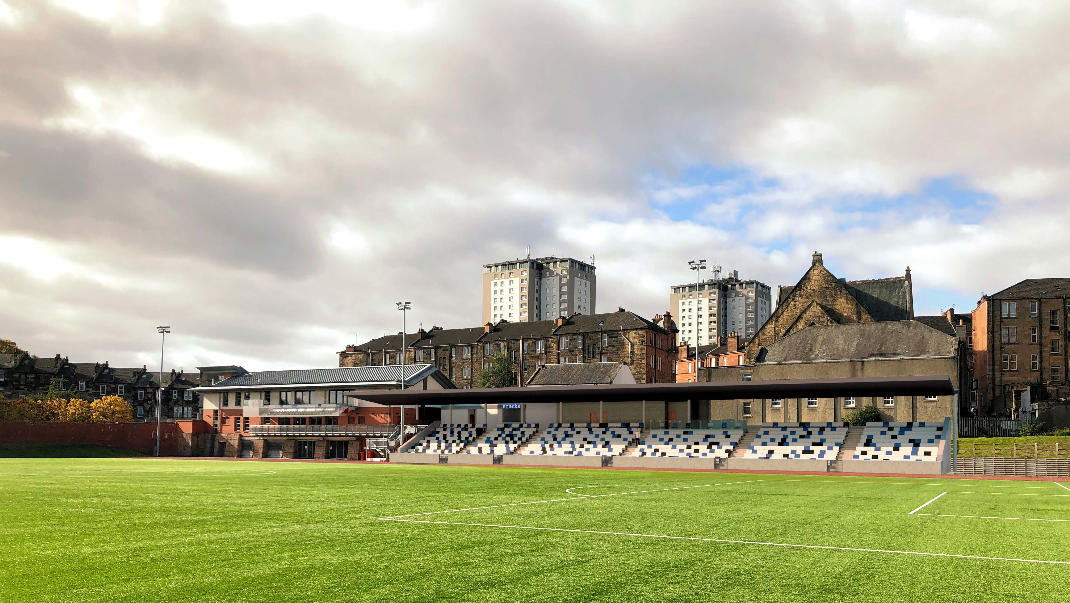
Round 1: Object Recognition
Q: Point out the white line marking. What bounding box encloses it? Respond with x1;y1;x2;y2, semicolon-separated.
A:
379;480;761;520
914;513;1070;523
381;518;1070;565
1055;482;1070;493
909;491;948;515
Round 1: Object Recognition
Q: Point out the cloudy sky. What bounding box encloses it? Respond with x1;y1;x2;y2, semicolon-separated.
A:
1;0;1068;371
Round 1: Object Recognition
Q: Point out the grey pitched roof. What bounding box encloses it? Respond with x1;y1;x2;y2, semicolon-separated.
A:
914;315;957;337
413;327;488;347
32;356;66;374
68;363;100;381
527;362;625;386
551;311;671;336
761;320;957;364
776;277;913;322
989;279;1070;300
845;277;912;321
169;371;203;388
100;367;144;385
200;364;450;389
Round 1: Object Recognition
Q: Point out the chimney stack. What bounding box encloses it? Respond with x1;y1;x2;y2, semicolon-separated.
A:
484;322;494;334
812;251;823;266
727;332;740;354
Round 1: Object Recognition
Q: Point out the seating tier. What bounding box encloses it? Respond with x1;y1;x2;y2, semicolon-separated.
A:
522;423;642;456
851;422;945;461
465;423;540;455
631;429;744;458
411;424;483;454
743;423;848;460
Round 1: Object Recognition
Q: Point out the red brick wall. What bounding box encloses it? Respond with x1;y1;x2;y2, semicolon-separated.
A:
0;420;209;456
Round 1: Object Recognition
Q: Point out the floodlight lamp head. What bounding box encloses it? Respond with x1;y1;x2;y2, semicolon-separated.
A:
157;326;170;334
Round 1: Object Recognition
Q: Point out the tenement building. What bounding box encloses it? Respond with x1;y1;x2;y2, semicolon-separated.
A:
483;256;596;323
340;309;677;385
669;270;771;348
971;279;1070;418
697;252;965;424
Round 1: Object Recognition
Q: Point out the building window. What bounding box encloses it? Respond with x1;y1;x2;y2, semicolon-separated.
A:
1002;354;1018;371
807;398;818;408
451;348;457;359
117;385;125;396
79;380;86;392
1053;339;1061;355
184;390;193;401
243;417;250;431
1051;310;1061;330
771;399;782;409
601;333;608;347
1053;367;1063;382
463;366;471;379
138;390;145;401
536;340;545;353
463;346;471;359
1031;354;1040;371
1001;327;1017;343
967;334;973;348
1001;301;1017;318
1031;301;1039;317
843;397;856;408
560;336;569;350
742;373;752;381
328;390;346;405
883;396;895;406
294;390;312;405
222;392;229;407
1031;327;1039;343
742;402;752;416
925;395;938;401
99;384;106;395
264;391;271;405
279;391;290;404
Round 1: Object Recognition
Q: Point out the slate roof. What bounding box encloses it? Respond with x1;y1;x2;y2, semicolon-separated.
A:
99;367;145;384
776;276;913;322
67;363;100;382
351;311;671;351
845;277;913;321
914;315;957;337
988;279;1070;300
32;356;67;374
199;364;450;389
699;338;752;358
526;362;626;386
761;321;957;364
169;371;203;388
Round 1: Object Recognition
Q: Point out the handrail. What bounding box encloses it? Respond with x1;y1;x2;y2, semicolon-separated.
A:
248;424;400;437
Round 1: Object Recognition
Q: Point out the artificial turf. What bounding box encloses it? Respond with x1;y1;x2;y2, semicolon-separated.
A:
1;459;1068;602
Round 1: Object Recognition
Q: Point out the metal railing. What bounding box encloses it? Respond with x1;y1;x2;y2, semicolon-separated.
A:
647;419;748;431
248;424;400;437
959;417;1040;438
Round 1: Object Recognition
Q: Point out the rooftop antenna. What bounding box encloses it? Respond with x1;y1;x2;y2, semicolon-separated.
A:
710;264;723;280
589;254;595;266
525;245;531;259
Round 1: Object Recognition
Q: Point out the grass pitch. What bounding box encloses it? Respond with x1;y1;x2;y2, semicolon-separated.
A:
2;459;1069;602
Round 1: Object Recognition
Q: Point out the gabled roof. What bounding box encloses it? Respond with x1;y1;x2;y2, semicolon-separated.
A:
761;321;956;364
98;367;144;385
552;311;671;336
478;321;555;342
526;362;628;386
413;327;488;347
845;277;913;321
914;315;957;337
169;371;203;388
197;364;452;390
32;356;67;374
989;279;1070;300
135;372;159;388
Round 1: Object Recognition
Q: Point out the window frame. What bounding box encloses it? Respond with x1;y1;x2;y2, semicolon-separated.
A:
883;396;895;407
806;397;818;408
843;397;856;408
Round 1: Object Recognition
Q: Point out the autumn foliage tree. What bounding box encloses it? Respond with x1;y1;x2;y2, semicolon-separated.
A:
0;393;132;423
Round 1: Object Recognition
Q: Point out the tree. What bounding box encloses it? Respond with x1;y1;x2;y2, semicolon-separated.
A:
46;378;84;401
475;352;516;388
62;398;92;423
90;396;134;423
0;339;22;354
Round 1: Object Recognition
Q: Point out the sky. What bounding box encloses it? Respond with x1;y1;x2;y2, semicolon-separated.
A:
2;0;1069;372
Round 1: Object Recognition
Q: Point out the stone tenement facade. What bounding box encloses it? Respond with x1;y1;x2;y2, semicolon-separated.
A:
972;279;1070;418
340;309;678;385
745;251;913;364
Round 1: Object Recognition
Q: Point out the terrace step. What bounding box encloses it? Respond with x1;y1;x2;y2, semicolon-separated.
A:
836;426;863;461
730;429;758;457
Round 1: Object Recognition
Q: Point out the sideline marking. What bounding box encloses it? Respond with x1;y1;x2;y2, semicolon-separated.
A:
909;491;948;515
913;513;1070;523
382;518;1070;566
1055;482;1070;493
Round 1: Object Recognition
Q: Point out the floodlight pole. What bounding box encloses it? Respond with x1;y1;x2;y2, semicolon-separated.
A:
156;326;170;457
396;302;411;448
688;259;707;351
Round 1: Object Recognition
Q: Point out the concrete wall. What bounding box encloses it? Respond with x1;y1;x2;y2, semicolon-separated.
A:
721;458;829;472
839;460;943;475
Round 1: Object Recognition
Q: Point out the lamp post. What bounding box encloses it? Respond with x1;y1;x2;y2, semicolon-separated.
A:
155;326;170;457
687;259;706;352
396;302;411;445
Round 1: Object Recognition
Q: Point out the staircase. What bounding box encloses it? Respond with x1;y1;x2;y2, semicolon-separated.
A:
514;425;548;455
730;428;759;458
621;428;647;457
836;426;863;461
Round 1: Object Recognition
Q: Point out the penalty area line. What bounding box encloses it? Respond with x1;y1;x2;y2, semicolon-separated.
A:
380;518;1070;566
909;491;947;515
1055;482;1070;493
913;513;1070;523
